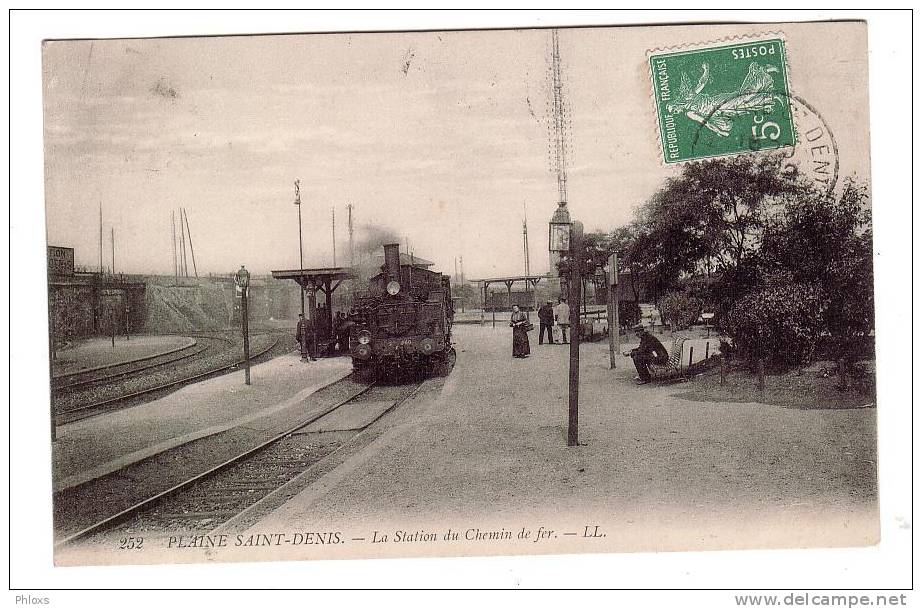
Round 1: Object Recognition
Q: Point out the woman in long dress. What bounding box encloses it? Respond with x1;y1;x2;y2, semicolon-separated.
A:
510;305;531;358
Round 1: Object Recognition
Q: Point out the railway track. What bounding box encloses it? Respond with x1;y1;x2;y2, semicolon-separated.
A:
51;337;210;390
55;377;423;548
54;331;290;425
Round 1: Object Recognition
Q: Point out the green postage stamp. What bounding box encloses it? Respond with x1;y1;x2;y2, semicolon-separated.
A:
649;38;795;164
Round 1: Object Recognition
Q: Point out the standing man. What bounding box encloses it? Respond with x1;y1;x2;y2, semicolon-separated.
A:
296;313;316;361
624;324;669;384
537;300;555;345
554;298;570;344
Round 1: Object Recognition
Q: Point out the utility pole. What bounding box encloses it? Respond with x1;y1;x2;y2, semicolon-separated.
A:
179;207;188;277
568;221;584;447
332;207;336;267
294;179;304;317
523;201;532;318
347;203;354;268
183;208;198;278
99;203;103;274
171;211;178;284
607;253;620;369
111;227;115;276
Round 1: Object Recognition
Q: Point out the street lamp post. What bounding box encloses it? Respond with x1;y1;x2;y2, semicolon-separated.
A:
235;265;251;385
551;214;584;447
295;180;305;317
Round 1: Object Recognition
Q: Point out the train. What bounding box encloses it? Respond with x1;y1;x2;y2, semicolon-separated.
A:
349;243;455;381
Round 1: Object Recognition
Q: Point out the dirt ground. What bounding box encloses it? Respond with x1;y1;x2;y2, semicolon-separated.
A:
241;324;878;561
677;361;876;410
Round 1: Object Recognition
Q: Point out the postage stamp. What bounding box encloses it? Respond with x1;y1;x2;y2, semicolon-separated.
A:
649;38;796;164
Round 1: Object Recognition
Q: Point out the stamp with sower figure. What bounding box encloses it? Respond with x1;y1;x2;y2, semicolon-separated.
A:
650;38;795;164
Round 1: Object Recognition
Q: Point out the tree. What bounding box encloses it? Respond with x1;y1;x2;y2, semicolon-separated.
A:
759;178;874;365
630;153;808;302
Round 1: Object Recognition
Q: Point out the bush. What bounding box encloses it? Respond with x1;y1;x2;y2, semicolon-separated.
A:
722;281;828;369
618;301;641;329
658;290;703;330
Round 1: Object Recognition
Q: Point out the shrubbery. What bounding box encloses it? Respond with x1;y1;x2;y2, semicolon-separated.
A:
722;279;828;369
658;289;703;330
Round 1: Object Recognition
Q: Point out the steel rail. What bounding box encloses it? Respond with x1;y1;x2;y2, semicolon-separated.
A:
55;378;377;548
55;336;283;423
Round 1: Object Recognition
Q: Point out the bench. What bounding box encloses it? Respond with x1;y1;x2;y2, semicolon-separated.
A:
648;337;688;381
648;336;724;381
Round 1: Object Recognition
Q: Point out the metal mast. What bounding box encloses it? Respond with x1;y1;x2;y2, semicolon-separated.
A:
523;201;530;277
182;208;198;278
551;28;569;206
171;210;178;284
347;203;354;268
99;203;103;274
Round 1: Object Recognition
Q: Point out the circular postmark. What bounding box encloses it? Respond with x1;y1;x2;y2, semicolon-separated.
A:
690;93;839;196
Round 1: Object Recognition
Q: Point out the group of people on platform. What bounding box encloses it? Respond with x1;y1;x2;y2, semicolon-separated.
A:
510;298;670;385
295;307;355;362
509;298;571;359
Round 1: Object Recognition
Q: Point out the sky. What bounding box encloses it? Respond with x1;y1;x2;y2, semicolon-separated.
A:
42;22;869;279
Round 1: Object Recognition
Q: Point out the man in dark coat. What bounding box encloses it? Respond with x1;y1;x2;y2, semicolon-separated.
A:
295;313;316;361
537;300;555;345
627;324;669;384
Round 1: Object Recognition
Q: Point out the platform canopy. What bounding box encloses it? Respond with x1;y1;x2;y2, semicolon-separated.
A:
271;267;358;337
469;274;547;289
271;267;356;292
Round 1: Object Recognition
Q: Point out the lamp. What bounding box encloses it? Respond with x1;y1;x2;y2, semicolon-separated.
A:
548;208;572;253
234;265;251;385
234;265;250;293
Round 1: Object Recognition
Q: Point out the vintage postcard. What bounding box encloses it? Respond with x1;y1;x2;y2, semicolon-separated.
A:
42;20;876;567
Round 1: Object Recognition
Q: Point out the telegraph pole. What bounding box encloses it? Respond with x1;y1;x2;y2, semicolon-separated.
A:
332;207;336;267
183;208;198;278
171;211;178;284
347;203;354;268
99;203;103;274
179;207;188;277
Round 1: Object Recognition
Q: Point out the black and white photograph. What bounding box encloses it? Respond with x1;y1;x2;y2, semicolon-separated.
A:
8;9;913;595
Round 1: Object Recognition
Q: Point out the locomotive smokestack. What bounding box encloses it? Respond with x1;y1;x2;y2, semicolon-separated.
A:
383;243;401;278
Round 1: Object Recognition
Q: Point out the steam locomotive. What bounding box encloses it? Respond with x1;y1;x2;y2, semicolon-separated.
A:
349;243;455;381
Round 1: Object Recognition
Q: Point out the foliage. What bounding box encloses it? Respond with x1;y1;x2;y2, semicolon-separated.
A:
584;158;873;376
48;288;85;354
618;301;641;329
722;279;828;368
758;179;874;362
658;289;704;330
626;154;808;300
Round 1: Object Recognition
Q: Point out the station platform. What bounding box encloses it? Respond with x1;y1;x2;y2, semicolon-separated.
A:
239;324;878;560
51;335;195;377
52;354;351;492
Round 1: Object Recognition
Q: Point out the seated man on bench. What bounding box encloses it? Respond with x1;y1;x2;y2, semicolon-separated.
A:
623;324;669;385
